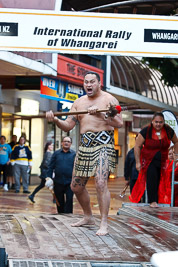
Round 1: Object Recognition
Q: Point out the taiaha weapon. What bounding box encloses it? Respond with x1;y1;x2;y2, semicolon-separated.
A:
45;178;60;207
119;184;129;198
49;187;60;207
2;104;139;120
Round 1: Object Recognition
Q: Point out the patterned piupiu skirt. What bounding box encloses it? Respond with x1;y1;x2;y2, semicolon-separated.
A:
74;130;117;177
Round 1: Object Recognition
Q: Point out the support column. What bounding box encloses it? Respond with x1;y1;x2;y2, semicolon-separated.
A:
0;84;3;135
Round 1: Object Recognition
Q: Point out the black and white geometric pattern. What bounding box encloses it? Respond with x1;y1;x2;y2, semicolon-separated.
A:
81;131;114;147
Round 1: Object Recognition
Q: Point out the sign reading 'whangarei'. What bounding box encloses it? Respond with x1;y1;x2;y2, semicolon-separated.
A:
144;29;178;43
0;9;178;58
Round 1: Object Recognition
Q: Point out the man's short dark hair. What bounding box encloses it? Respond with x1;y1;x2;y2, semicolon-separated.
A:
84;71;101;82
0;135;6;140
62;136;72;143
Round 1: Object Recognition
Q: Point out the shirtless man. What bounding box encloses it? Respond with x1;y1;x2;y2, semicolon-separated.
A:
46;71;123;235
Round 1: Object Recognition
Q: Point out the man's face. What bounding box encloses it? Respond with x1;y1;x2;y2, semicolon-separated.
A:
83;74;101;97
12;135;17;143
0;137;5;145
62;137;72;151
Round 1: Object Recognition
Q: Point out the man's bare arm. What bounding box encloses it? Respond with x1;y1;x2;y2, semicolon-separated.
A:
134;133;145;172
54;115;77;131
46;105;77;132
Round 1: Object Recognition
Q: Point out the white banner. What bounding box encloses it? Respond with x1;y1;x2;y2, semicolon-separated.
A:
162;110;178;138
0;9;178;57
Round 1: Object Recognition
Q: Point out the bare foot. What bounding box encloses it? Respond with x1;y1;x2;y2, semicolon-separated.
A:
96;221;108;236
150;202;158;208
71;217;95;227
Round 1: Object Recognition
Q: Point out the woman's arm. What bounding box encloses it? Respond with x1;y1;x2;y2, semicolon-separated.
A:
134;133;145;172
171;133;178;161
42;152;52;169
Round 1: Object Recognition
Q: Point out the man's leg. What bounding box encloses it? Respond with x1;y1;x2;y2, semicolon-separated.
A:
64;184;74;213
70;176;95;226
54;183;65;213
95;168;110;235
94;149;110;236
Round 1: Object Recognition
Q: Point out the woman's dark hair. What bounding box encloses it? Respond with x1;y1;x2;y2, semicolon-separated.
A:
84;71;101;82
152;112;165;121
44;141;53;153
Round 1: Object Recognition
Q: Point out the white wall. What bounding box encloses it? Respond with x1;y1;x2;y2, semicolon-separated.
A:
31;118;44;175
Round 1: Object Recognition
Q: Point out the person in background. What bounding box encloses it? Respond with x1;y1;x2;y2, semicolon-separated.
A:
165;146;178;206
173;149;178;207
7;134;17;189
46;136;76;214
9;135;17;149
129;112;178;207
124;134;139;194
11;136;32;193
166;146;174;170
0;135;12;191
28;141;53;203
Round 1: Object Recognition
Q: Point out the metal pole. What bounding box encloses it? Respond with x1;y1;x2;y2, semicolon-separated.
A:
145;187;148;204
171;161;175;207
0;84;2;135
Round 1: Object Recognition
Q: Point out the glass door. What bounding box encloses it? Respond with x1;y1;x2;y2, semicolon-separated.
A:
13;119;31;145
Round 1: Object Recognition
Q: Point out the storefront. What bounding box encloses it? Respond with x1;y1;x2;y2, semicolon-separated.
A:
1;91;46;176
0;55;105;178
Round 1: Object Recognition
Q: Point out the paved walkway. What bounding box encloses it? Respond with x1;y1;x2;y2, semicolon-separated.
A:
0;209;177;263
0;177;178;266
0;177;129;215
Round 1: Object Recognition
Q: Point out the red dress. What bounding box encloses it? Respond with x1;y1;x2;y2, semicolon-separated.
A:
129;125;171;204
175;165;178;206
165;160;178;206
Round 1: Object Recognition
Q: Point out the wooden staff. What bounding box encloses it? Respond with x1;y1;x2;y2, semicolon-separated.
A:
49;187;60;207
2;104;139;120
119;184;129;198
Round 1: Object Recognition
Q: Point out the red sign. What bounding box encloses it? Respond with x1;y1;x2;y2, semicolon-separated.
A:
57;55;104;86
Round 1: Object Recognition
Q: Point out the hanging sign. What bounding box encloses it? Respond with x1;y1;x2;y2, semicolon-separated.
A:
162;110;178;147
0;9;178;57
40;76;85;102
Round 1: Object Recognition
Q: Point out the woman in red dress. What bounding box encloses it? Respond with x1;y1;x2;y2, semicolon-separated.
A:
129;112;178;207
